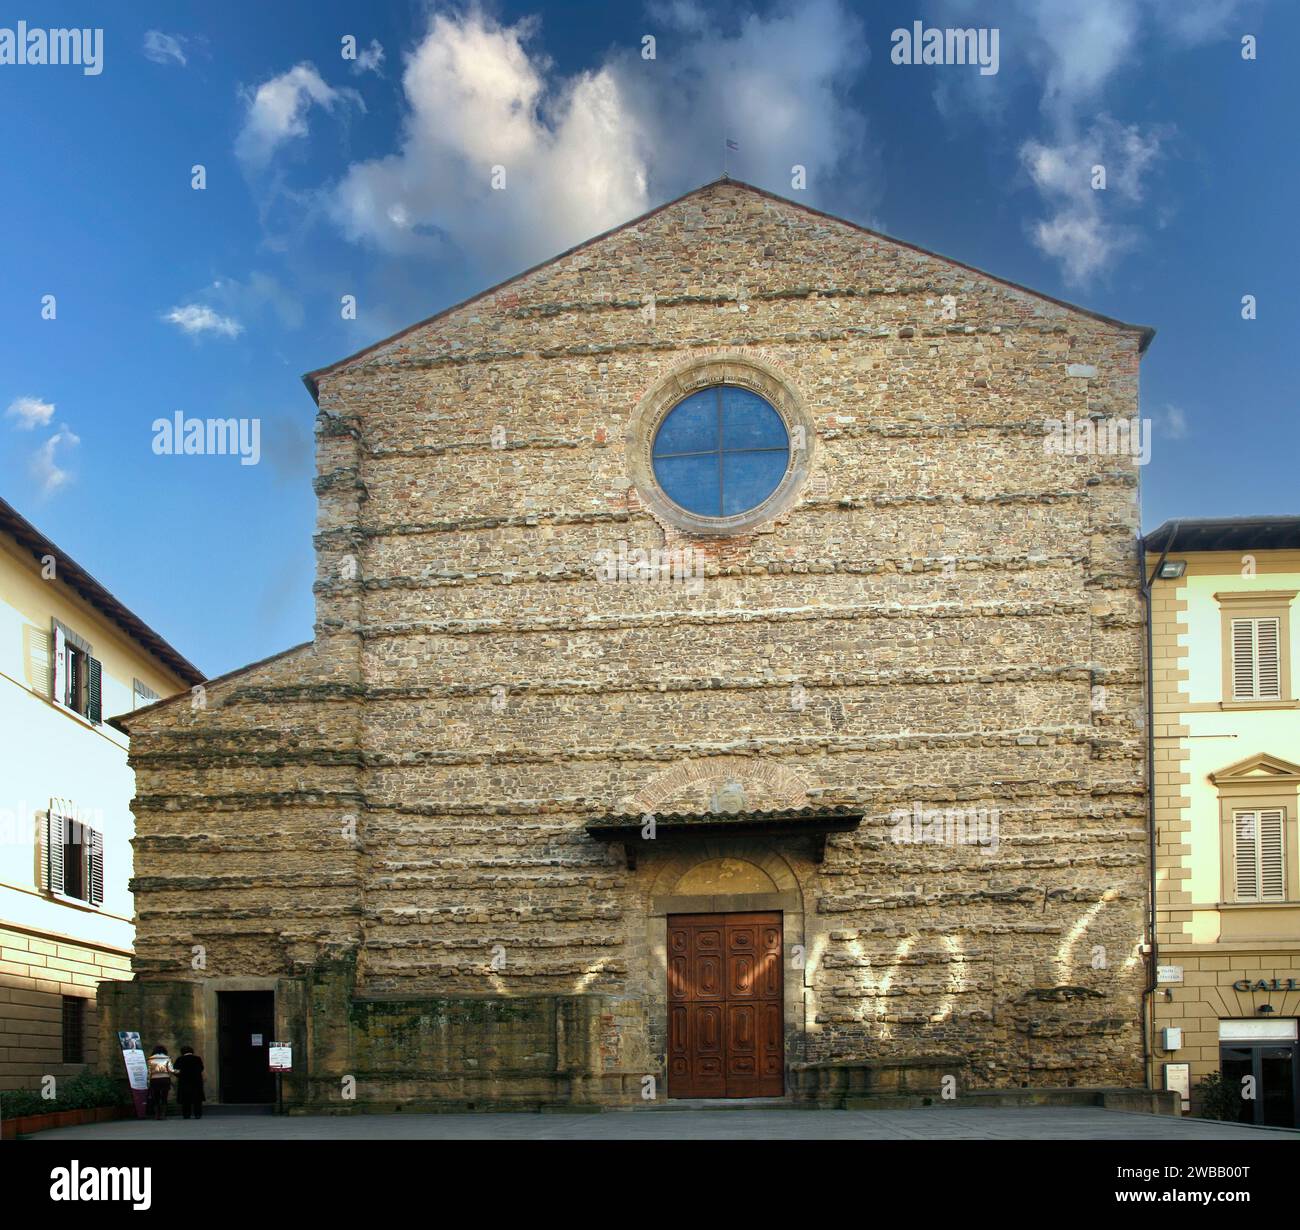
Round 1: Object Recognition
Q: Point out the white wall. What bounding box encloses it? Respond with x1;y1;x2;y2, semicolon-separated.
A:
0;532;187;955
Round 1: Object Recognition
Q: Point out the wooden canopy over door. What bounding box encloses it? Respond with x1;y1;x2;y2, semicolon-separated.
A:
667;912;783;1098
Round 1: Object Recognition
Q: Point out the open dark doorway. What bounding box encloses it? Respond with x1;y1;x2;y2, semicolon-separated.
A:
217;991;275;1104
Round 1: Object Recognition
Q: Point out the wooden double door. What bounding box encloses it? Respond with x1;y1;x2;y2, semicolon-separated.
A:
667;912;784;1098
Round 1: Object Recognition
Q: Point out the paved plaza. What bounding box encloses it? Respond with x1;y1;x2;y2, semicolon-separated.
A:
19;1106;1300;1141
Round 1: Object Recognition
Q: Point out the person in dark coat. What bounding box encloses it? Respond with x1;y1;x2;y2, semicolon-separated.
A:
174;1046;205;1120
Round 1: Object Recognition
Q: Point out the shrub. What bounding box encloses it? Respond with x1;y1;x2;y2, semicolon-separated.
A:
0;1088;46;1119
1193;1070;1243;1122
0;1070;130;1121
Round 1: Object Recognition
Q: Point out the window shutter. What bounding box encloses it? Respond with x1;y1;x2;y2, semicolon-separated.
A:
1258;809;1285;900
1232;617;1282;701
133;678;160;709
1234;812;1259;898
87;657;102;724
36;811;47;890
27;626;54;698
1256;619;1281;700
87;827;104;906
52;624;67;706
45;807;66;895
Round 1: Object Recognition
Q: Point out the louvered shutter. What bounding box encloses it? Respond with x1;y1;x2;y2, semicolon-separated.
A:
45;807;66;895
1256;619;1281;700
87;657;102;724
28;627;53;698
52;624;67;706
1234;812;1258;898
1232;617;1282;700
1258;809;1285;900
87;827;104;905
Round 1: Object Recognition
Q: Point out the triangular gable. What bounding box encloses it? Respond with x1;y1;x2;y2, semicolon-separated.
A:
107;640;313;733
1210;753;1300;785
302;177;1155;403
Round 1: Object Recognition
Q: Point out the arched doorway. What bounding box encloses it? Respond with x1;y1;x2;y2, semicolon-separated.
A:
643;843;807;1099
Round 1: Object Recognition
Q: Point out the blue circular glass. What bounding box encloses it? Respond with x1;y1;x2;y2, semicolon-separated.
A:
651;386;790;518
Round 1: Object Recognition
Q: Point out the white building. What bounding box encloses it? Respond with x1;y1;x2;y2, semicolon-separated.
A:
0;496;199;1089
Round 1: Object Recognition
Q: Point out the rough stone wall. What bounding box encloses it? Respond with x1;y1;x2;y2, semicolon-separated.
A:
113;181;1149;1100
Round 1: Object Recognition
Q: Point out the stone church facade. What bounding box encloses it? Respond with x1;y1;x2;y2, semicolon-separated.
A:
103;180;1154;1108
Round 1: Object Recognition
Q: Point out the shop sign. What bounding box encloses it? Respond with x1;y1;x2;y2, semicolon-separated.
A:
1232;977;1298;992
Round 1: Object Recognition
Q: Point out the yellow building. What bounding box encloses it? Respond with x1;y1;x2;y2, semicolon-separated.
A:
1147;517;1300;1127
0;497;199;1089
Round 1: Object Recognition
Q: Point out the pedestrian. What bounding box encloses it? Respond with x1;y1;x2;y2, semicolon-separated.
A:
146;1046;175;1121
174;1045;205;1120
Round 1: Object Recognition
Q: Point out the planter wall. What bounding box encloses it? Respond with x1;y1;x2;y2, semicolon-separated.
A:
0;1104;129;1139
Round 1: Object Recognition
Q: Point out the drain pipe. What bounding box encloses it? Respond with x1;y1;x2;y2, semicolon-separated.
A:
1138;521;1178;1091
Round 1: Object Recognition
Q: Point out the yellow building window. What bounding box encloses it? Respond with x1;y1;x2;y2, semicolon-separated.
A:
1232;809;1286;901
1215;591;1296;707
1230;618;1281;699
1211;754;1300;904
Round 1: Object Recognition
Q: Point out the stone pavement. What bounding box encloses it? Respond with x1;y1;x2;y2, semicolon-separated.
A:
19;1107;1300;1141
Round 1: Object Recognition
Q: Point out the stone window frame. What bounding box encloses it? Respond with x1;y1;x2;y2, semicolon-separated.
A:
625;354;814;538
1215;590;1297;709
1210;755;1300;905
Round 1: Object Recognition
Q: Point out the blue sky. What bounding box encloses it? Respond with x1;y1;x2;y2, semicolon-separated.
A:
0;1;1295;678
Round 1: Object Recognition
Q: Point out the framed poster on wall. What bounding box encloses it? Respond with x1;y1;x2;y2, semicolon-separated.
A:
1163;1061;1191;1111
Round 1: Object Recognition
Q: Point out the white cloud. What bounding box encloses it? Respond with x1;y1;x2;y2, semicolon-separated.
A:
928;0;1137;130
1146;0;1255;45
163;304;244;338
1010;0;1253;123
1159;404;1189;439
143;30;188;67
644;0;711;33
5;395;55;430
1021;0;1141;127
328;2;871;275
208;273;305;330
235;63;363;169
30;426;79;496
350;39;385;76
1019;117;1166;284
929;0;1249;284
1006;0;1244;284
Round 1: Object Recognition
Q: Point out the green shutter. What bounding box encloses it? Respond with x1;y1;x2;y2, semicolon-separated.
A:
87;657;102;724
88;828;104;906
46;808;65;895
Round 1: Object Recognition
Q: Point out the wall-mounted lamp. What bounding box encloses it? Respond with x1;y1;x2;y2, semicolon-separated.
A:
1257;1003;1276;1016
1157;560;1186;579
